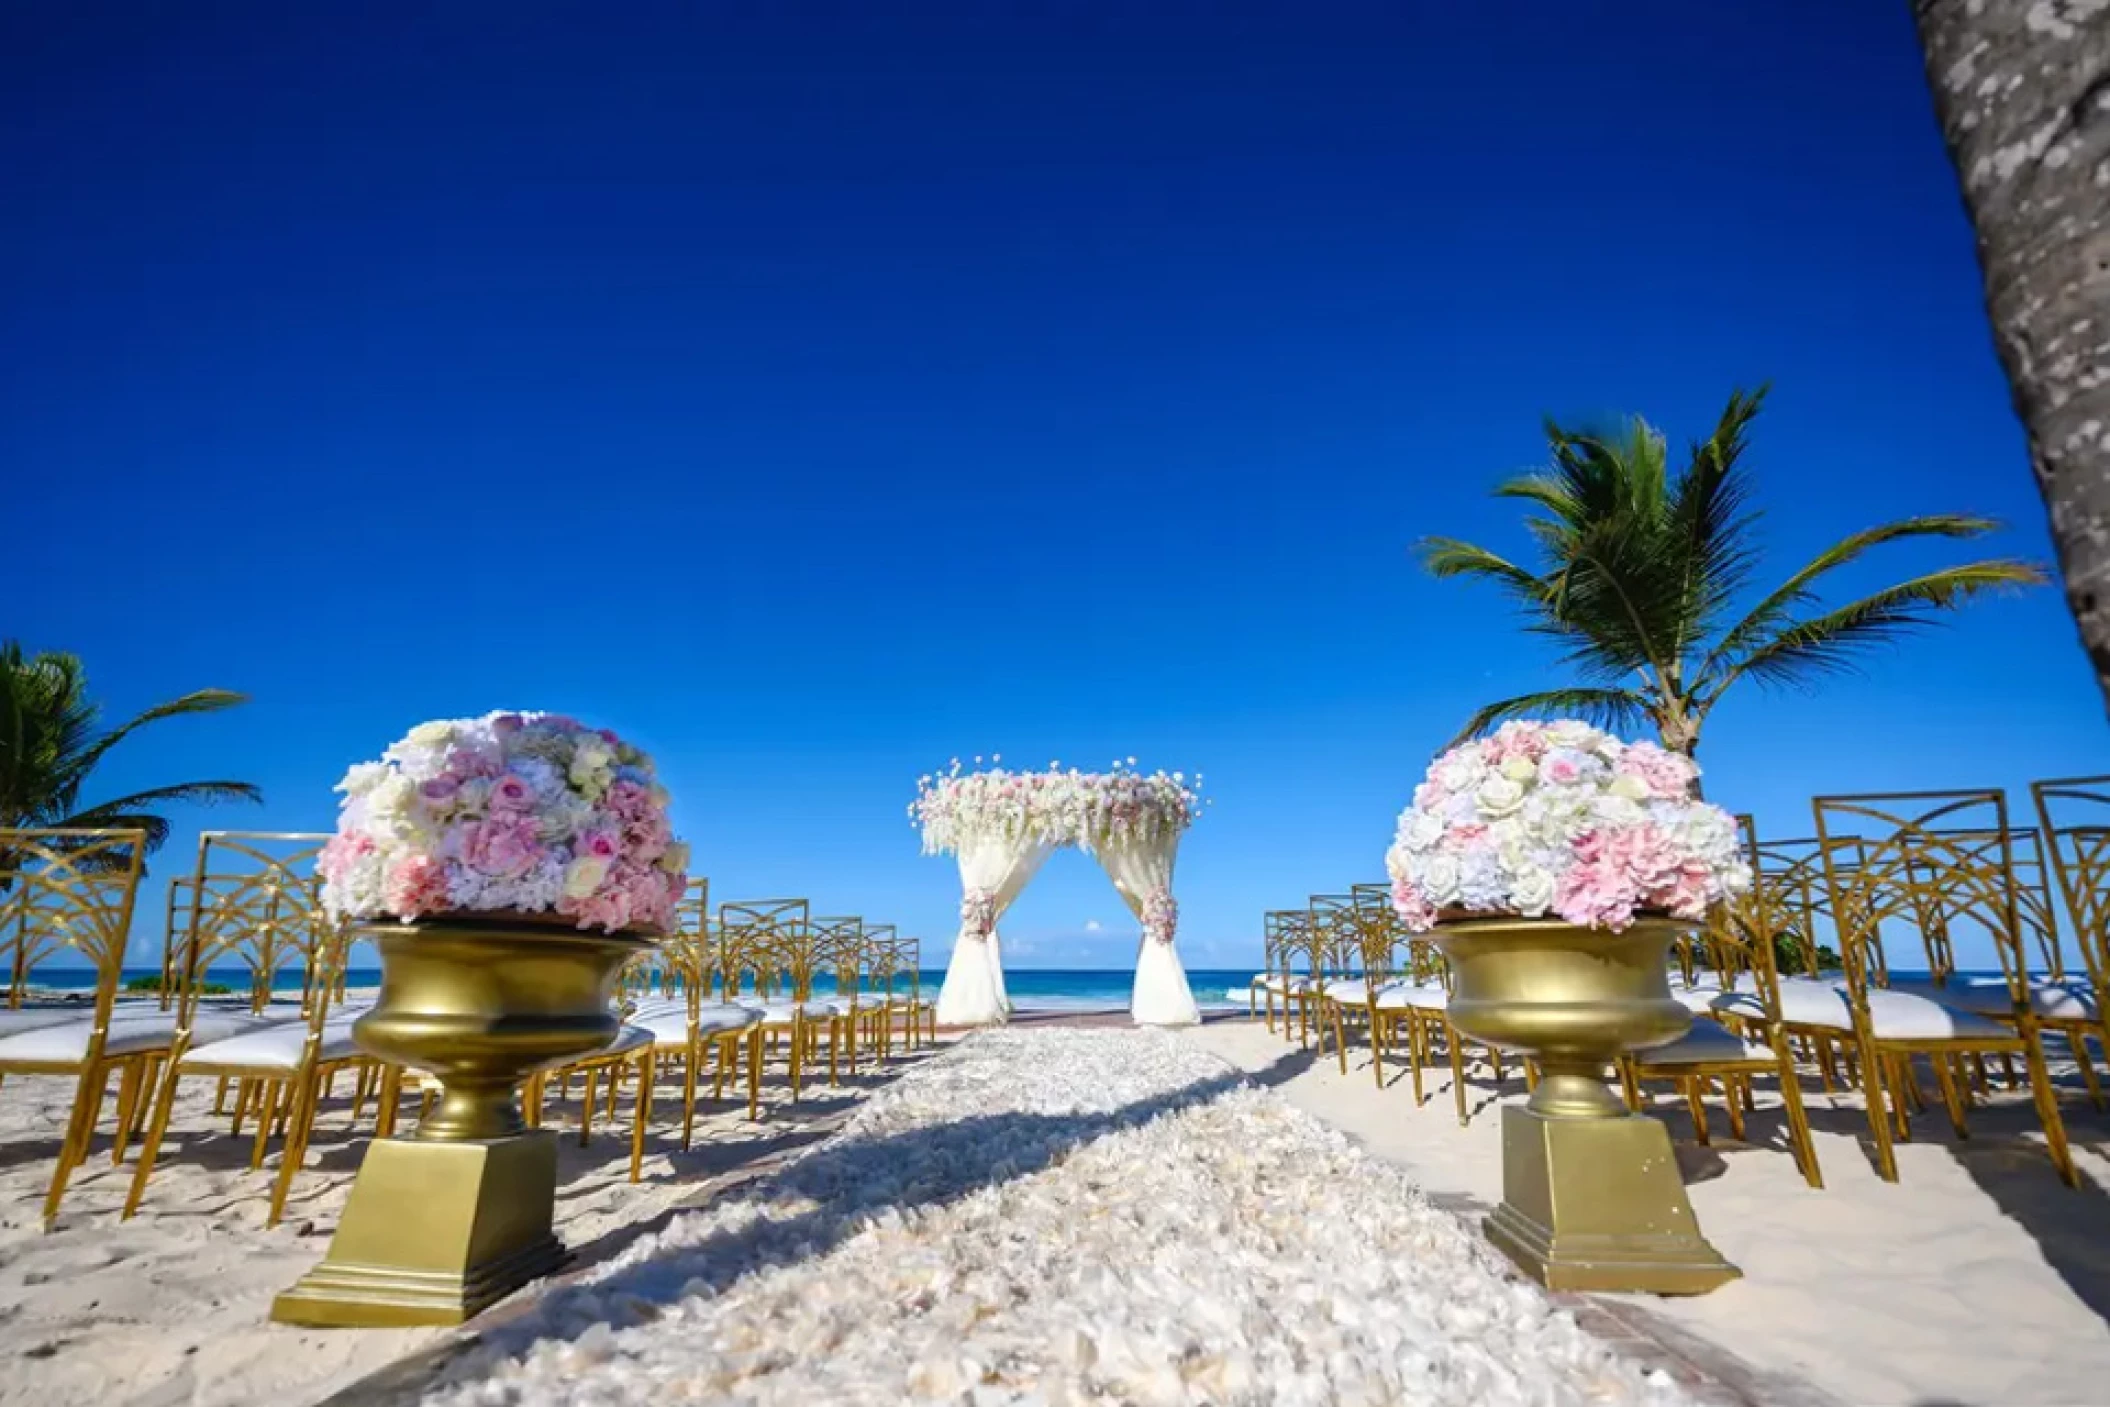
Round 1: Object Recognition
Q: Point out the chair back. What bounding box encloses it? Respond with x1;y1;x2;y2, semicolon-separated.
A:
2031;776;2110;993
813;916;867;1011
1812;791;2034;1019
658;877;714;1019
174;832;334;1025
0;829;147;1025
717;898;813;1000
1264;909;1313;985
159;876;197;1009
1302;895;1360;982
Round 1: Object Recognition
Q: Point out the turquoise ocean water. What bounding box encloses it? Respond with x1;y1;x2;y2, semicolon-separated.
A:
28;966;1263;1012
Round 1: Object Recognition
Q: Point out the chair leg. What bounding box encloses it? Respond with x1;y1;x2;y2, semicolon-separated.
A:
43;1060;116;1228
1860;1037;1901;1182
1684;1079;1711;1144
1330;1002;1350;1075
2072;1027;2105;1112
1618;1058;1641;1112
249;1081;282;1171
579;1068;599;1146
628;1051;651;1183
1406;1016;1426;1106
1448;1023;1470;1126
2020;1033;2081;1189
268;1068;324;1228
1723;1077;1747;1142
375;1065;403;1139
1933;1056;1971;1140
123;1054;190;1220
681;1042;702;1152
747;1026;763;1120
1772;1053;1824;1190
110;1057;145;1165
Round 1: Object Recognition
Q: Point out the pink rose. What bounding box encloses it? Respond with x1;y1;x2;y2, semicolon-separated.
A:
461;815;542;879
420;777;460;804
385;855;453;918
489;774;536;813
1618;743;1698;800
578;829;621;861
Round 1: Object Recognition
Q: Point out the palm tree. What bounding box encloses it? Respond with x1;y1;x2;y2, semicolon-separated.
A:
0;642;262;858
1911;2;2110;716
1421;387;2045;766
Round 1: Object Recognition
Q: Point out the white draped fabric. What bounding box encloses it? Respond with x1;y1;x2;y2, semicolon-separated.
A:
935;836;1053;1026
1098;835;1200;1027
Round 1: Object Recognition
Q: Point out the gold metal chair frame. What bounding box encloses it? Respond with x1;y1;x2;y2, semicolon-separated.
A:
124;832;365;1225
719;898;817;1106
1814;790;2078;1188
0;828;150;1227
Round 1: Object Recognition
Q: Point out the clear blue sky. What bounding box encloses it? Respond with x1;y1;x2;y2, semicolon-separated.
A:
7;3;2099;974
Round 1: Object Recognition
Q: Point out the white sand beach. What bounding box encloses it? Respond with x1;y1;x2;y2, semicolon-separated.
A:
1190;1019;2110;1407
7;1019;2110;1406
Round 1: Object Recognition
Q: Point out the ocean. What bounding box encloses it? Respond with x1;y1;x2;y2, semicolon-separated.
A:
26;966;1264;1012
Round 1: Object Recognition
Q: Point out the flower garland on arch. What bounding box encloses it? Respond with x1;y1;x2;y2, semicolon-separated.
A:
959;888;998;943
1141;887;1179;945
910;756;1206;857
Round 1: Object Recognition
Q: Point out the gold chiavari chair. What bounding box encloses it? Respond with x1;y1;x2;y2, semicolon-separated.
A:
720;898;824;1105
124;834;367;1224
1625;888;1825;1188
2034;776;2110;1004
1310;894;1372;1071
1814;790;2079;1187
1348;887;1453;1104
808;915;869;1085
0;829;162;1226
888;934;935;1050
841;922;897;1065
529;978;659;1183
157;876;195;1011
1259;910;1316;1041
625;879;767;1141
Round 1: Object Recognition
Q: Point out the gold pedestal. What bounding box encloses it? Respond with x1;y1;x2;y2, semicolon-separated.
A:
272;1132;565;1327
1486;1103;1739;1296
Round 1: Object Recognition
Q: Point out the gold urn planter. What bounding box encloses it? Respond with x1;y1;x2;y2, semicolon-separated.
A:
273;917;654;1328
1435;914;1739;1296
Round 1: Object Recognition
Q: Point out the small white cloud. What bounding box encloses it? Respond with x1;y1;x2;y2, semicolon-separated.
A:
1083;919;1103;933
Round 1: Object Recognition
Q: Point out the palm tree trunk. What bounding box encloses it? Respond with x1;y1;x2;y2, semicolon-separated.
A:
1913;2;2110;714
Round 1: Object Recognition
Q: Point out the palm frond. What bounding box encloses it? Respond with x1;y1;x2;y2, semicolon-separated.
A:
1446;687;1652;749
1711;559;2048;694
1667;388;1767;664
1417;538;1553;603
1700;514;2010;684
75;688;250;777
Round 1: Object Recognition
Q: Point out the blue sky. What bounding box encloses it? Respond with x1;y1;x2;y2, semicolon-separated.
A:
7;3;2099;974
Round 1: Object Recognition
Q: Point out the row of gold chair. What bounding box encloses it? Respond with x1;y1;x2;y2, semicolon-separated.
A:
1253;779;2110;1190
2;828;936;1228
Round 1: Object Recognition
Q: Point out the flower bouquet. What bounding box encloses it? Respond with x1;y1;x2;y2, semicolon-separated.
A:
320;711;688;935
1385;719;1750;933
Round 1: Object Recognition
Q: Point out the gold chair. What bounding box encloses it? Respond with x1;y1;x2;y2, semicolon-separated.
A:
626;881;767;1139
156;876;196;1011
1814;790;2078;1187
0;828;158;1226
1345;886;1455;1106
124;832;364;1224
2030;775;2110;1076
886;934;935;1050
1625;891;1824;1189
719;898;823;1105
812;916;869;1083
843;922;898;1064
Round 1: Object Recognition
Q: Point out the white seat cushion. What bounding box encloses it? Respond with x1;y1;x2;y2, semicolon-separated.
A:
751;1000;828;1023
0;1010;282;1065
1638;1019;1775;1066
1323;978;1373;1003
633;1004;763;1045
1886;976;2097;1022
1714;977;1855;1032
587;1025;654;1059
0;1007;95;1038
1374;982;1449;1012
182;1020;363;1072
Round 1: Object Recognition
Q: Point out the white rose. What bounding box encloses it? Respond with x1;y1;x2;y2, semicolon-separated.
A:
562;856;611;899
1437;754;1487;793
1404;811;1445;851
368;773;416;822
1475;775;1527;818
1510;866;1557;915
1608;774;1650;802
406;720;455;751
1594;794;1645;826
1417;853;1463;906
1499;755;1537;783
339;762;390;797
569;738;615;788
1545;720;1596;749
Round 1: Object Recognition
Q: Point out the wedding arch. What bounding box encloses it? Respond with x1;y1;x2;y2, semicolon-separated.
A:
911;758;1205;1027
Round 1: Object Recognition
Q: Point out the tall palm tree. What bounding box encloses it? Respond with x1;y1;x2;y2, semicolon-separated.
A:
1912;2;2110;716
0;642;261;856
1421;387;2045;764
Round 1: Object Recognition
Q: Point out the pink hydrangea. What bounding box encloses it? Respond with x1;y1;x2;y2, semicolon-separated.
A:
384;855;452;918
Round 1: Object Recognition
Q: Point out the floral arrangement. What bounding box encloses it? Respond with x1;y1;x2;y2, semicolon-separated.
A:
319;712;688;935
959;888;998;941
1142;887;1179;945
911;756;1205;855
1385;720;1750;933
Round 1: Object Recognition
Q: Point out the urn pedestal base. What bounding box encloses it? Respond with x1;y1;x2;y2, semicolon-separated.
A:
1486;1103;1739;1296
271;1132;565;1328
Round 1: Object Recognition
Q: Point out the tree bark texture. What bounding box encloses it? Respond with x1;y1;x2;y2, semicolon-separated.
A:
1914;0;2110;713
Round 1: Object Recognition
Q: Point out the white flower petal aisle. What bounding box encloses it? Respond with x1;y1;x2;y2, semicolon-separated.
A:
428;1031;1694;1407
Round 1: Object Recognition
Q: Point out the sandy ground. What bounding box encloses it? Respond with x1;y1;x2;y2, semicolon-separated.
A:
1189;1017;2110;1407
0;1044;938;1407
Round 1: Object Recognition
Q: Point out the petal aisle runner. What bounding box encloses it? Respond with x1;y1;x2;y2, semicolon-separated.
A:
430;1030;1695;1407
